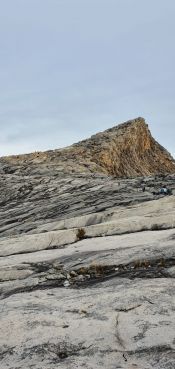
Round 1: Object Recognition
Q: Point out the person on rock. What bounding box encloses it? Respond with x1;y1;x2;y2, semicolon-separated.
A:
159;185;172;195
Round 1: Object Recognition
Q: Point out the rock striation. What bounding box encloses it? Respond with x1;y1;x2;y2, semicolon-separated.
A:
1;117;175;177
0;118;175;369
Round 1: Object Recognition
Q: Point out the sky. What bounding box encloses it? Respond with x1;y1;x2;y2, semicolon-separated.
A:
0;0;175;156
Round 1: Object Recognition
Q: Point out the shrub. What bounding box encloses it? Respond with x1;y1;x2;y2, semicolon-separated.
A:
89;262;105;276
76;228;86;240
151;224;162;231
134;260;150;269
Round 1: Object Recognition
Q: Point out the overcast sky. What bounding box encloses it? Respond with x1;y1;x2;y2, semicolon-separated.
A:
0;0;175;156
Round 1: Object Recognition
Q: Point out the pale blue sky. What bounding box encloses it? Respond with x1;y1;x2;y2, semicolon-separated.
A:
0;0;175;156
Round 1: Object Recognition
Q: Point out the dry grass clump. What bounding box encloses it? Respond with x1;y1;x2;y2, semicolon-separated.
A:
89;262;105;276
134;260;151;269
158;258;166;267
150;224;163;231
76;228;86;240
133;258;166;269
78;267;88;275
77;263;106;277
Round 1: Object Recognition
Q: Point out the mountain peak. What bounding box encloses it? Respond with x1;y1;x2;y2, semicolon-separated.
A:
105;116;146;131
1;117;175;178
69;117;174;177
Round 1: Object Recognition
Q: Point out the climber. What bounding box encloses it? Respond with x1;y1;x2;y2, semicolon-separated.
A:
159;186;167;195
153;185;172;196
159;185;172;195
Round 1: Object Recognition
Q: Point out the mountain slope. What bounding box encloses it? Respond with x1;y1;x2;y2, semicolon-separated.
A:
0;118;175;369
1;117;175;177
71;117;175;176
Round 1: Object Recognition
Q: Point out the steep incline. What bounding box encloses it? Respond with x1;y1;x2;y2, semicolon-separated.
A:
0;118;175;369
1;117;175;177
71;117;175;176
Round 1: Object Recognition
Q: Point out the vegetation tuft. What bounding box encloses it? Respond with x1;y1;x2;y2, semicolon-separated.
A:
76;228;86;240
151;224;163;231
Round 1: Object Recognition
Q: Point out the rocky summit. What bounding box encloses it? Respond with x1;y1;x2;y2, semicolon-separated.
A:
0;118;175;369
1;117;175;177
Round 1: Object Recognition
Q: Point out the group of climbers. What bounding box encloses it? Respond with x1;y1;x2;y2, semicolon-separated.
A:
159;185;171;195
142;184;172;196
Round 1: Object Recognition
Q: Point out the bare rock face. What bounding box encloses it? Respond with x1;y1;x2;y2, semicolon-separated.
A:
1;117;175;177
71;117;175;177
0;197;175;369
0;118;175;369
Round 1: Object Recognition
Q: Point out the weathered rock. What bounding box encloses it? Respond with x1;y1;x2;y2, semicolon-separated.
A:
0;118;175;368
1;117;175;177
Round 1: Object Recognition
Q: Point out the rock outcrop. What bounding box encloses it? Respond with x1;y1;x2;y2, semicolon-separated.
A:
1;117;175;177
0;191;175;369
0;118;175;369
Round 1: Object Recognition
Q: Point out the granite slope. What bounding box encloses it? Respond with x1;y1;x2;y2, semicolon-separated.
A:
0;118;175;369
1;117;175;178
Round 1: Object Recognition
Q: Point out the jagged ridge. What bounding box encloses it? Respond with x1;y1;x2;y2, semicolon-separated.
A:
1;117;175;177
